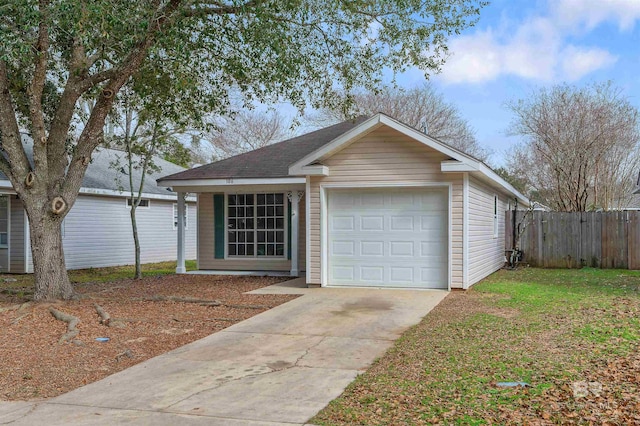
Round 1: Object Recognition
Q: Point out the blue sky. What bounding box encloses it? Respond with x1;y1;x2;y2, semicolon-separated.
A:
410;0;640;166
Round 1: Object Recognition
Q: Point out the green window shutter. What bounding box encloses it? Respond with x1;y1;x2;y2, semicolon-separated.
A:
287;199;292;260
214;194;225;259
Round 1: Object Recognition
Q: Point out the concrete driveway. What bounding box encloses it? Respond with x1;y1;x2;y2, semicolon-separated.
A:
1;279;447;425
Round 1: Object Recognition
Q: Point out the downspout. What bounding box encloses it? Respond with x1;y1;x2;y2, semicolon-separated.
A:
512;198;518;251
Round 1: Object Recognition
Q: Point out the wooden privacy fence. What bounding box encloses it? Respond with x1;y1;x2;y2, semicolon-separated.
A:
505;210;640;270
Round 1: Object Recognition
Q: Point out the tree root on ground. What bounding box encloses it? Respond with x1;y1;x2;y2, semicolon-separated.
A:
49;307;80;344
94;303;111;325
133;295;271;310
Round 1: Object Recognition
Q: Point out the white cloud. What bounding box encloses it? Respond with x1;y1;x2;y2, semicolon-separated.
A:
437;2;621;85
560;45;618;81
554;0;640;31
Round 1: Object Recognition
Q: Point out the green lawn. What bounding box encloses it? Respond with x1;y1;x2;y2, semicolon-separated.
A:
313;268;640;425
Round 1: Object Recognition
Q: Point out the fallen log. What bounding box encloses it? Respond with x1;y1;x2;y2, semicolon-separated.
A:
135;295;222;305
49;307;80;344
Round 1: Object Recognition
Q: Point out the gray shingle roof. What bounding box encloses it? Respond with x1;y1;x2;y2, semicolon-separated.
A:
1;137;186;196
158;117;368;182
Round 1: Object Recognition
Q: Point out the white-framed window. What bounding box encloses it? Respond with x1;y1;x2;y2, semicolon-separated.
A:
0;195;8;248
173;203;188;230
227;193;286;258
126;198;150;208
493;195;499;238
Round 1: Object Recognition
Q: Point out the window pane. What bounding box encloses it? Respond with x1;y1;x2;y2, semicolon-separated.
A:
229;244;237;256
257;218;265;229
267;206;274;216
228;206;236;217
266;193;274;204
238;244;245;256
247;232;254;243
246;218;254;230
238;232;245;243
257;206;265;216
229;231;237;243
0;233;7;246
257;244;266;256
238;219;245;230
276;218;284;229
229;195;237;205
246;207;254;217
267;231;274;242
276;244;284;256
275;206;284;216
267;244;275;256
276;231;284;243
257;194;265;204
246;245;254;255
267;218;275;229
238;194;245;205
237;207;245;217
275;193;284;204
228;219;237;229
246;194;254;205
257;231;266;243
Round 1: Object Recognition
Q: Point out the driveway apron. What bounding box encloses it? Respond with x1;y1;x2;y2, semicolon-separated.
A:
2;279;447;425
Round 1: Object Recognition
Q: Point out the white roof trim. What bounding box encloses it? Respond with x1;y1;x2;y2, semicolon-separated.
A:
296;165;329;176
0;179;194;202
441;160;478;173
288;113;529;205
159;177;306;188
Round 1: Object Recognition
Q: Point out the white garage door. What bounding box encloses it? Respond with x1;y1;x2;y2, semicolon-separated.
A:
328;187;448;289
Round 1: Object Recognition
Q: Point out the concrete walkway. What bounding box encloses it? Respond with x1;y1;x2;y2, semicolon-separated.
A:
1;279;447;425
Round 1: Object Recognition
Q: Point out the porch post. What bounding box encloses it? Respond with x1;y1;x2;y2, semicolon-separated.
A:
288;191;304;277
176;192;186;274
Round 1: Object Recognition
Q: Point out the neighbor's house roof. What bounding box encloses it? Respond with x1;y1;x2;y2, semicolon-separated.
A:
0;136;186;200
159;113;528;205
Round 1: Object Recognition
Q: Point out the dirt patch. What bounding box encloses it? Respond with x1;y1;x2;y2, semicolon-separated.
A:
0;274;296;401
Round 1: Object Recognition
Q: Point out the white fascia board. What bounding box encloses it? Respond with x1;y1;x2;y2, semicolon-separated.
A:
79;187;196;202
2;179;192;201
476;163;529;206
295;165;329;176
441;160;479;173
159;177;305;189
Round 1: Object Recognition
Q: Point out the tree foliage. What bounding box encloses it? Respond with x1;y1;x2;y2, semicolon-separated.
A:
506;82;640;211
0;0;486;299
310;83;489;160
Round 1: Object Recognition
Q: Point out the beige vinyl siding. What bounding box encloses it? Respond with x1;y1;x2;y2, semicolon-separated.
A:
468;176;508;285
308;126;464;288
9;195;26;273
197;191;306;272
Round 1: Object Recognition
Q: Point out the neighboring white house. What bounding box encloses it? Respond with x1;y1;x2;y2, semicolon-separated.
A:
0;143;196;273
159;113;529;290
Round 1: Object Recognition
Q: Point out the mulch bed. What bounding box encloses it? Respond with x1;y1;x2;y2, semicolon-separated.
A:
0;274;296;401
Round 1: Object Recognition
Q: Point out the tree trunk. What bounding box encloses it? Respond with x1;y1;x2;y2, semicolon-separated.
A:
130;205;142;279
30;212;74;301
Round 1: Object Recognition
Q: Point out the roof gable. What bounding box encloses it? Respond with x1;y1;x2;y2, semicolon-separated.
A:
288;113;479;174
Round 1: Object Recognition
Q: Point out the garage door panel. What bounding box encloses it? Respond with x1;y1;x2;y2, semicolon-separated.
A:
389;241;415;256
361;216;384;230
331;241;355;256
361;241;384;256
331;216;354;230
390;215;414;230
328;188;448;289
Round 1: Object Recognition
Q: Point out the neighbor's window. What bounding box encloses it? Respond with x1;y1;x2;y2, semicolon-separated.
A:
0;196;7;248
493;195;499;238
173;203;188;230
227;193;285;257
127;198;150;208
